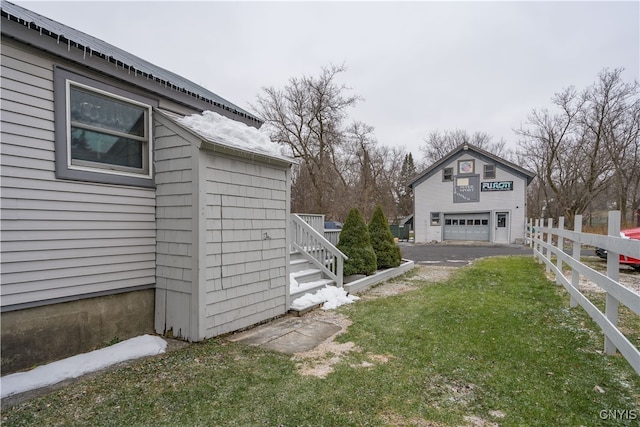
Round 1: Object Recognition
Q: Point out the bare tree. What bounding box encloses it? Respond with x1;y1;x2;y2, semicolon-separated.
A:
369;144;406;222
596;68;640;226
339;123;406;221
419;129;507;165
255;64;359;215
516;68;640;225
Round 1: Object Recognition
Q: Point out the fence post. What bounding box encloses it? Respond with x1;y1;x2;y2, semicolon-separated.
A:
555;217;564;285
531;218;536;259
604;211;621;355
546;218;553;273
535;218;542;262
570;215;581;308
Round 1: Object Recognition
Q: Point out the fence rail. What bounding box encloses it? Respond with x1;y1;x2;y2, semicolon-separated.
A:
324;229;340;246
528;211;640;375
295;213;341;246
291;214;347;288
296;213;325;235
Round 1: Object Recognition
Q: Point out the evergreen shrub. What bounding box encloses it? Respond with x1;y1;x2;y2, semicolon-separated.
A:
368;205;402;269
337;208;378;276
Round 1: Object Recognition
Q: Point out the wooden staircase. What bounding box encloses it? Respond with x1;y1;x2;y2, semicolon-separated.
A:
289;214;347;312
289;249;336;302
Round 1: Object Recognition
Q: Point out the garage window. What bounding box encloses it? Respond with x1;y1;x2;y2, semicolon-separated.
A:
431;212;441;225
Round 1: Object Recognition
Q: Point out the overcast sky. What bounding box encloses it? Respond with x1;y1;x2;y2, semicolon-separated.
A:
15;0;639;160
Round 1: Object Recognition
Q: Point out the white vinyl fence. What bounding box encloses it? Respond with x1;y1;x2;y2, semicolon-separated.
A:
528;211;640;376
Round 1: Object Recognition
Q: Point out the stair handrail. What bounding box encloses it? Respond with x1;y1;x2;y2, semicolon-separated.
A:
291;214;348;288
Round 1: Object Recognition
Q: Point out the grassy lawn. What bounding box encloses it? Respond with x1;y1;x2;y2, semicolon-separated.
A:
2;257;639;426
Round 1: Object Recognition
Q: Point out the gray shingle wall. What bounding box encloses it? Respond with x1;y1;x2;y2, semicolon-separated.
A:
203;151;287;336
153;121;196;339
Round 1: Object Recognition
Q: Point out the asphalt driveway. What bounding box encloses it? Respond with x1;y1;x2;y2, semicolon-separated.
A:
399;242;533;266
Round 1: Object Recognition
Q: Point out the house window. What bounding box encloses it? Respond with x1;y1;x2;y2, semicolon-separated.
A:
54;67;157;187
69;85;149;173
484;164;496;179
431;212;441;225
442;167;453;182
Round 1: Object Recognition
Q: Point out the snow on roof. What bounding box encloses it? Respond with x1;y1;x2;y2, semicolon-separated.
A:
176;111;293;163
1;0;261;125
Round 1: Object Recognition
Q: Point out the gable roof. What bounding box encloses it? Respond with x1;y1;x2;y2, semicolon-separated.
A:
0;0;261;127
408;143;536;188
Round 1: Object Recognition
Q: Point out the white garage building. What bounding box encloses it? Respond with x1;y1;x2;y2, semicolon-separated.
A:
408;143;535;244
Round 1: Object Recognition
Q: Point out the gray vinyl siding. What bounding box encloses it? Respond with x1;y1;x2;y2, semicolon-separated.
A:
414;155;527;243
1;40;156;309
204;153;288;337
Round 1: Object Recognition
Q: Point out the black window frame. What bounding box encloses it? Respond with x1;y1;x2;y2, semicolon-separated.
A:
54;67;157;188
430;212;441;225
442;167;453;182
483;164;496;179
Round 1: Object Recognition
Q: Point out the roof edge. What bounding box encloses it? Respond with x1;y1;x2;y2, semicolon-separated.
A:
408;143;536;188
1;0;263;127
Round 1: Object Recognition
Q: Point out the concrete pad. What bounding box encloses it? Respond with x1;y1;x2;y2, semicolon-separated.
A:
260;331;322;354
227;315;341;354
227;317;307;346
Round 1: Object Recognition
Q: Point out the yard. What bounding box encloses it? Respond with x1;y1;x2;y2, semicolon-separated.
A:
2;257;639;426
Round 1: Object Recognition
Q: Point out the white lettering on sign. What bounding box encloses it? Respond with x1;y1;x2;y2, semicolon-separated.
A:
481;181;513;191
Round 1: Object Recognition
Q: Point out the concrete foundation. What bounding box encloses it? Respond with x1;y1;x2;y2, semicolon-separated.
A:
1;289;155;375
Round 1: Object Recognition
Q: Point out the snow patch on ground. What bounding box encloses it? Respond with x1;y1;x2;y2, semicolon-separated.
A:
1;335;167;399
291;285;360;310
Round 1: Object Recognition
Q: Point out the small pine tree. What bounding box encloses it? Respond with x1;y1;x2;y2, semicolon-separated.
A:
337;208;378;276
398;153;416;217
368;205;402;269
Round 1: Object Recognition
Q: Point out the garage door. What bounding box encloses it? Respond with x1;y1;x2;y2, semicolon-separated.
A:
443;213;490;241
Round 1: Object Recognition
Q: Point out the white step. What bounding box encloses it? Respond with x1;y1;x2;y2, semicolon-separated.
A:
289;250;338;312
290;278;335;301
291;268;323;283
290;257;312;273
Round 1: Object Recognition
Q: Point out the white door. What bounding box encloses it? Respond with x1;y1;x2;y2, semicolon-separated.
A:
495;212;509;243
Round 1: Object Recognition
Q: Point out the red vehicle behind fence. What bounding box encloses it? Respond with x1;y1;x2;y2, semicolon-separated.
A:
595;227;640;271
